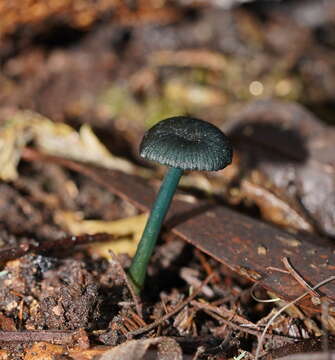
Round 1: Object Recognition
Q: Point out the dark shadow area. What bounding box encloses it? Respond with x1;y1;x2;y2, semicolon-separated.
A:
175;335;237;357
94;124;142;166
107;27;132;55
142;243;194;301
315;23;335;49
241;0;314;19
95;285;123;329
0;22;89;67
305;101;335;126
32;22;89;49
228;121;309;165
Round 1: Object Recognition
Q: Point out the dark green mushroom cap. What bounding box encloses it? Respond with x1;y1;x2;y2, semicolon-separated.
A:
140;116;233;171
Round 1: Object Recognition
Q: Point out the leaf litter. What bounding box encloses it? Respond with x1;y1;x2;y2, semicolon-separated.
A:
13;148;335;358
2;107;335;358
0;109;134;181
1;2;335;359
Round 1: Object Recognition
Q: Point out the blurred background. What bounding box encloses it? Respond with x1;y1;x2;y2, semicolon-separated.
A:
1;0;335;239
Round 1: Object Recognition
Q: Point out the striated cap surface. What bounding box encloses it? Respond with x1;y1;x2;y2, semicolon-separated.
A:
140;116;233;171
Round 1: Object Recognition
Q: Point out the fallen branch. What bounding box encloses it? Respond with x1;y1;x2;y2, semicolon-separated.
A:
0;329;88;346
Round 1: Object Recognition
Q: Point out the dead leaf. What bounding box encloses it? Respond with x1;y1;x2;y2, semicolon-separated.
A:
54;211;148;257
164;79;226;107
0;110;134;181
241;177;313;233
0;313;17;331
24;342;64;360
97;337;182;360
0;115;32;180
69;346;110;360
0;350;8;360
276;354;335;360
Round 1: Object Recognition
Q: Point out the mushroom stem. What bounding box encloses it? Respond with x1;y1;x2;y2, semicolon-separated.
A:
128;167;183;293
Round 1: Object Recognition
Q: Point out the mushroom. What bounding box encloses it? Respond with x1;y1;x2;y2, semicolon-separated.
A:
128;116;233;293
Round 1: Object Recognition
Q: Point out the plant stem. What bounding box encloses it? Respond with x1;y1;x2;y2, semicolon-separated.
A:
128;167;183;293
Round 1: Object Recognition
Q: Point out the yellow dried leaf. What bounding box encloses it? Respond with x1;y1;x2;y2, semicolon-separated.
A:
54;211;148;257
35;120;134;173
164;80;226;107
0;110;134;180
0;114;34;180
24;342;64;360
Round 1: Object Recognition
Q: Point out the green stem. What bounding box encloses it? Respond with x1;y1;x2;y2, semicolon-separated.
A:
128;167;183;293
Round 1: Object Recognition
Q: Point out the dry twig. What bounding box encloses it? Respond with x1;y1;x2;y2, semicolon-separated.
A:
0;329;87;345
255;276;335;360
108;250;143;319
192;300;296;343
128;274;214;337
282;257;320;298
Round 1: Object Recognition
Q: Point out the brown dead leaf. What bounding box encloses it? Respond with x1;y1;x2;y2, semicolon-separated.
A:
0;350;8;360
69;346;110;360
276;353;335;360
268;336;335;360
0;313;17;331
97;337;182;360
150;49;228;72
0;0;117;37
